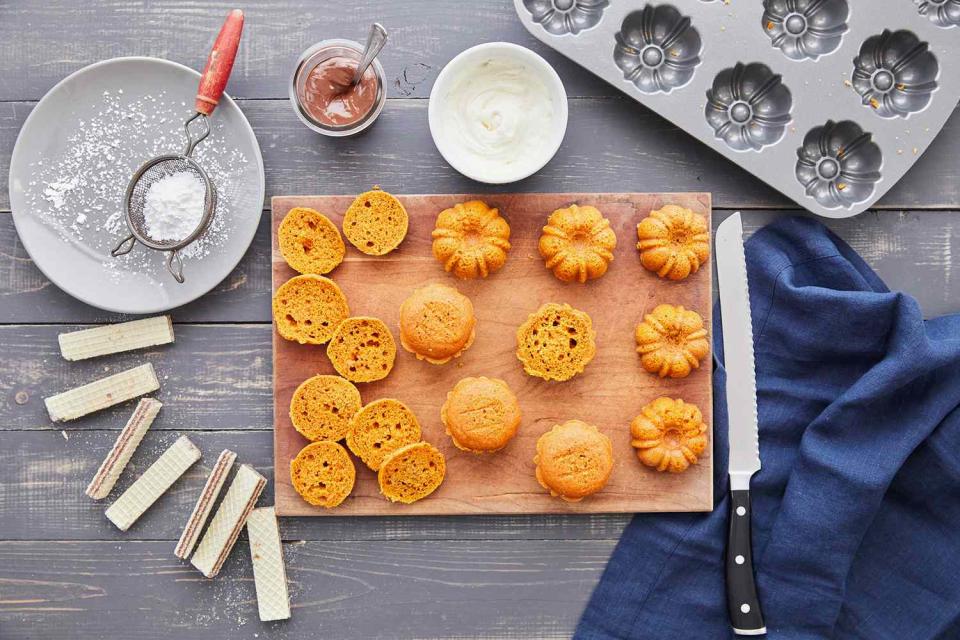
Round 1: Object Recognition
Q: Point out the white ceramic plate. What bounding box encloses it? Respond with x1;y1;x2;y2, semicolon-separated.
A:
8;57;265;314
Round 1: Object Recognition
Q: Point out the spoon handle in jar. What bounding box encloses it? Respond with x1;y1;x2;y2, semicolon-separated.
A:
352;23;388;86
195;9;245;116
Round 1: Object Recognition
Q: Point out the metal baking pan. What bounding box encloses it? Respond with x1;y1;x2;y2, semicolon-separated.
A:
515;0;960;218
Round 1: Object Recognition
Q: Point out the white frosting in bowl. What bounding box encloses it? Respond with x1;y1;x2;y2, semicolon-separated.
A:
429;43;568;184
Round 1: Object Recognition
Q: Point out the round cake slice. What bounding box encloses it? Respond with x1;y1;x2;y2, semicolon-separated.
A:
278;206;346;275
290;441;356;508
378;442;447;504
289;375;362;442
342;187;409;256
515;302;597;381
273;274;349;345
326;317;397;383
346;398;422;471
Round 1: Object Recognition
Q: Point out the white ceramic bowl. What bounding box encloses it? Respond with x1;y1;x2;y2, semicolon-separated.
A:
428;42;568;184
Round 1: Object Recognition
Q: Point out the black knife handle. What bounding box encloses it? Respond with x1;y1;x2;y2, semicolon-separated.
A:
726;489;766;635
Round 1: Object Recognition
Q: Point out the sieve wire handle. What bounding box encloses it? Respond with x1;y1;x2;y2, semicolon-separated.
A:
111;234;137;257
166;250;185;284
194;9;244;117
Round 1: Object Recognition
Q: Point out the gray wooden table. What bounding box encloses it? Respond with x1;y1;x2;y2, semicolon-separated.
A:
1;2;957;638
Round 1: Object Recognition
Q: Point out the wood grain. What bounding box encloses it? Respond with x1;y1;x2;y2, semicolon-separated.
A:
272;193;713;516
4;100;960;214
3;209;960;325
0;539;612;639
0;0;613;101
0;429;632;542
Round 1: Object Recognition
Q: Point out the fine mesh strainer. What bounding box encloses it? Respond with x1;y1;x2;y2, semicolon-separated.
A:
112;10;244;283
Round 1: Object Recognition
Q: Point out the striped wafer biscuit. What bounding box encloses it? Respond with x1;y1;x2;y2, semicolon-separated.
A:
174;449;237;559
104;435;201;532
85;398;162;500
59;316;174;361
45;363;160;422
247;507;291;621
191;464;266;578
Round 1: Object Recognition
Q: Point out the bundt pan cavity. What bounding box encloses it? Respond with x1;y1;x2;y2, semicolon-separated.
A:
852;29;939;118
916;0;960;27
614;4;702;94
513;0;960;218
761;0;849;60
705;62;792;152
523;0;609;36
796;120;883;209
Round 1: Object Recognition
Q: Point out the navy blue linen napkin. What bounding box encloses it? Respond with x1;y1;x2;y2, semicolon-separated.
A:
576;216;960;639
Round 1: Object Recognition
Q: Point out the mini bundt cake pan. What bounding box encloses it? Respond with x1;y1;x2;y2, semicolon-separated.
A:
514;0;958;219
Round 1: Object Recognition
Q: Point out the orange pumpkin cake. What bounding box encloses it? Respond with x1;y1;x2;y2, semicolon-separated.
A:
636;204;710;281
631;397;709;473
431;200;512;279
399;283;476;364
635;304;710;378
534;420;614;502
539;204;617;283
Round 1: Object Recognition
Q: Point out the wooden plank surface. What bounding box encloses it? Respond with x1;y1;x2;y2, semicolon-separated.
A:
0;429;631;542
0;539;612;639
4;209;959;325
272;193;713;517
4;99;960;213
0;0;613;101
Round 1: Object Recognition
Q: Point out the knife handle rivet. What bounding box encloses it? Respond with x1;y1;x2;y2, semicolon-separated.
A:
736;506;746;516
741;604;751;614
735;555;745;565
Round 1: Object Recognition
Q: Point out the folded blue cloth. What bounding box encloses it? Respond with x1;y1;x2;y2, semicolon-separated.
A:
576;216;960;639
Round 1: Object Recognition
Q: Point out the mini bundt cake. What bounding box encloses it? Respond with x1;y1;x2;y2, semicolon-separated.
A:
431;200;512;279
635;304;710;378
278;206;345;275
516;302;597;381
289;374;362;442
290;441;355;508
378;442;447;504
272;274;349;345
534;420;614;502
441;377;522;453
342;187;409;256
631;397;708;473
539;204;617;283
399;283;476;364
636;205;710;281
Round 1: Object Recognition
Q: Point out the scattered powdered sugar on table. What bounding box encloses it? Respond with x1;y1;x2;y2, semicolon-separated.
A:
142;171;206;242
24;89;248;277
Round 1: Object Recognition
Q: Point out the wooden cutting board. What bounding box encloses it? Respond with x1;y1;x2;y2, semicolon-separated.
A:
272;192;713;516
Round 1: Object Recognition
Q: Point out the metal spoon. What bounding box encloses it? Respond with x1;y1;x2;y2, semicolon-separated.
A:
332;23;388;94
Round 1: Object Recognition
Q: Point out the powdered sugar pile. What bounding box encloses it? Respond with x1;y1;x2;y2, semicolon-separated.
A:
142;171;206;242
24;89;248;274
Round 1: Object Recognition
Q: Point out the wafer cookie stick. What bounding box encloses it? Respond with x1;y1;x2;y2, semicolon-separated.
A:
247;507;291;621
45;363;160;422
191;464;266;578
105;436;201;532
59;316;174;361
85;398;162;500
174;449;237;559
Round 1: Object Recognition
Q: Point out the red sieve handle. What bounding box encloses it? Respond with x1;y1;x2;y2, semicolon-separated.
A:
194;9;244;116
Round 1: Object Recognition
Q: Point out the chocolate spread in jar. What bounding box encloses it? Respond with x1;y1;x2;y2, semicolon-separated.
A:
299;56;378;127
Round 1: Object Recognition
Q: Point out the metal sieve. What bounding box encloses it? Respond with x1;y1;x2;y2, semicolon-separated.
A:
111;10;244;283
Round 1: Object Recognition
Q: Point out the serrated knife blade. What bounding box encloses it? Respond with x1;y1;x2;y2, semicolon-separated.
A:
715;212;766;636
716;212;761;486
